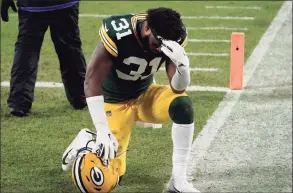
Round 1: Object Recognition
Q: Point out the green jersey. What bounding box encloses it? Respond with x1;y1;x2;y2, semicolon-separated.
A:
99;14;187;103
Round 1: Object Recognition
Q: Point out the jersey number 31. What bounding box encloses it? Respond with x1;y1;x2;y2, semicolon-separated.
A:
111;18;132;40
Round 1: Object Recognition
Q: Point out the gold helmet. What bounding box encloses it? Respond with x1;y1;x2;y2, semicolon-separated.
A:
72;152;119;193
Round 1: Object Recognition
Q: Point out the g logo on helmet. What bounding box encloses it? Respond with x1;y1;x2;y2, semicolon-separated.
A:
72;152;119;193
91;167;104;186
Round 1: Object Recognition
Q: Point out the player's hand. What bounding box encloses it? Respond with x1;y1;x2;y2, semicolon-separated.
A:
94;127;118;160
1;0;17;22
161;40;190;72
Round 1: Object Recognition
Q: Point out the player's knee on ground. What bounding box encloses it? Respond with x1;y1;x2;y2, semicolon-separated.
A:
168;96;194;124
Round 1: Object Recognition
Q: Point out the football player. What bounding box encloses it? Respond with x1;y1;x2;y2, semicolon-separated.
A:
62;7;200;193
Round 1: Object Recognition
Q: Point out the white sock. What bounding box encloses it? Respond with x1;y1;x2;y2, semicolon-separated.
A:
171;122;194;185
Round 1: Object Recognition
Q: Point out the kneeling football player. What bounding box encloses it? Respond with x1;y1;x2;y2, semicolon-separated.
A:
62;7;200;193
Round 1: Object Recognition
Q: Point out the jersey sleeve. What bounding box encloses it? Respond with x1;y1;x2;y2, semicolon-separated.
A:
99;17;119;57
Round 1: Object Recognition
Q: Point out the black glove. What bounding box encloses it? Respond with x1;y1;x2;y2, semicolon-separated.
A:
1;0;17;22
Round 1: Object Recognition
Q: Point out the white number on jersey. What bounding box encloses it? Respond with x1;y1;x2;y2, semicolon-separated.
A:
111;18;132;40
116;57;162;81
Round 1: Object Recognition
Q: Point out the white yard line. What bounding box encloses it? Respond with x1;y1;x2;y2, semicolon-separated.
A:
186;86;230;92
205;5;261;10
1;81;64;88
159;67;219;72
187;27;248;31
1;81;229;92
188;0;292;180
181;16;254;20
187;52;229;56
10;13;255;20
189;39;230;43
78;14;256;20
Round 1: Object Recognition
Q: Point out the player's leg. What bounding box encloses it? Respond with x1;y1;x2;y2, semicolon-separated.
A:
7;10;48;116
49;3;87;109
137;84;200;192
104;102;137;179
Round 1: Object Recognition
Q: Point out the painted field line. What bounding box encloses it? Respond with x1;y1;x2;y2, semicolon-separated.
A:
206;5;261;10
187;52;229;57
1;81;230;92
10;13;255;20
186;86;230;92
78;14;255;20
79;14;255;20
189;39;230;43
181;16;254;20
188;0;292;179
187;27;248;31
159;67;218;72
1;81;64;88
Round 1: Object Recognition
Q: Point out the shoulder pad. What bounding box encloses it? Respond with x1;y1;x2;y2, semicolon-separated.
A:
99;15;134;57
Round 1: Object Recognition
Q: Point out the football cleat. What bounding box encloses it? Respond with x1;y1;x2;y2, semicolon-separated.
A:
163;179;201;193
72;152;119;193
62;128;94;172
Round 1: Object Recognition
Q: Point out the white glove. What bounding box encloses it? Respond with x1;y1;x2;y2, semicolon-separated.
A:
161;40;191;91
94;126;118;160
86;96;119;160
161;40;190;73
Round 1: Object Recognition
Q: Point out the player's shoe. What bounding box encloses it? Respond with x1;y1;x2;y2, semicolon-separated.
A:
62;128;94;171
163;179;201;193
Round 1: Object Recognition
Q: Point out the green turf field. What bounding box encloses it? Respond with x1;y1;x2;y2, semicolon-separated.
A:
1;1;282;192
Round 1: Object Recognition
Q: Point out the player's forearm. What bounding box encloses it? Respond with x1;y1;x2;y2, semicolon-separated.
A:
84;71;103;97
166;59;190;93
162;40;191;93
171;66;190;92
85;73;109;132
85;41;113;132
86;95;109;133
